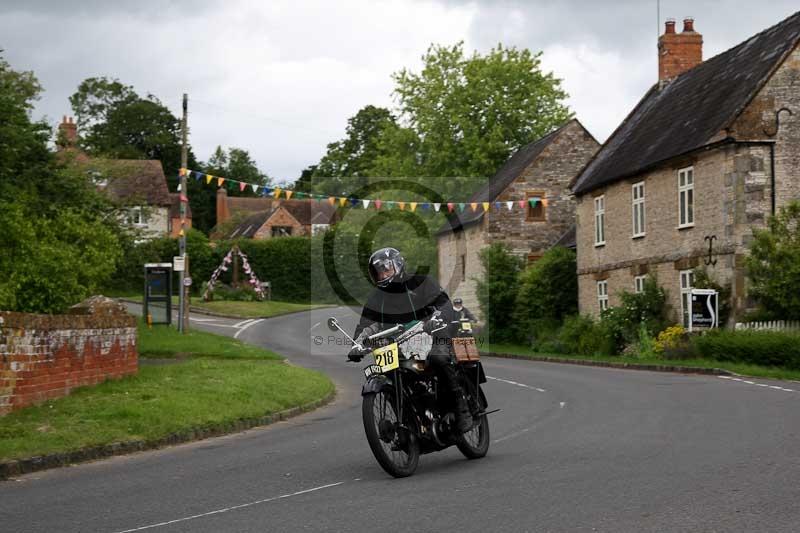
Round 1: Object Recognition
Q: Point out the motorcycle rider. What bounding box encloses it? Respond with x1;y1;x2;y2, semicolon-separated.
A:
348;247;473;434
452;298;477;323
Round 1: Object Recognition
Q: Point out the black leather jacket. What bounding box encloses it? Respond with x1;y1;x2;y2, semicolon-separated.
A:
354;274;455;342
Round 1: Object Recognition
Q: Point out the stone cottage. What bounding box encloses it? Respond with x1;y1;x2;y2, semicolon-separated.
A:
437;119;599;319
216;188;337;239
572;14;800;326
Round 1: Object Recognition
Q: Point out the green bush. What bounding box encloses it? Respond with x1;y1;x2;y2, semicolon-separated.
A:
515;247;577;340
476;243;523;343
600;276;670;354
554;315;615;356
692;330;800;369
213;285;259;301
746;200;800;319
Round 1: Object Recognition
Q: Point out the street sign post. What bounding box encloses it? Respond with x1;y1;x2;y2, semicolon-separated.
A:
689;289;719;332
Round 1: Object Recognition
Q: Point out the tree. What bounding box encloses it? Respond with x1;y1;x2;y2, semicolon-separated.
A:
514;247;577;339
370;42;572;192
746;201;800;319
475;243;524;343
307;105;397;195
0;57;122;313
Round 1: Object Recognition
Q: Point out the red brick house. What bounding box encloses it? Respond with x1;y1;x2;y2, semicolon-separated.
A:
216;188;337;239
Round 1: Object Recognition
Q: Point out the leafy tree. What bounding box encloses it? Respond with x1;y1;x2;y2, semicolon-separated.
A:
370;42;572;193
746;201;800;319
514;247;577;340
69;77;138;130
0;57;122;313
307;105;397;195
476;243;524;343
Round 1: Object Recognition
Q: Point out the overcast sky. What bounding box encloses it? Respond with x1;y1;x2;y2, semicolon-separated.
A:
2;0;798;181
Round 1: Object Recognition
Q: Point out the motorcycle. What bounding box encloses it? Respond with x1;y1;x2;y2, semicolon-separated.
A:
327;315;493;478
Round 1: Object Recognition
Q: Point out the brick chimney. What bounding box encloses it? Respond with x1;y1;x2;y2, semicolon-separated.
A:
217;188;230;225
658;17;703;81
57;115;78;149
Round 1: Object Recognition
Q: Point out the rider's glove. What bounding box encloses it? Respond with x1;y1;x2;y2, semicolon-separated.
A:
423;311;446;335
347;344;366;362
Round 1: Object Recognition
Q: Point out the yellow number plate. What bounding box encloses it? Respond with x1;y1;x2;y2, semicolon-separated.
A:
372;342;399;372
462;322;472;332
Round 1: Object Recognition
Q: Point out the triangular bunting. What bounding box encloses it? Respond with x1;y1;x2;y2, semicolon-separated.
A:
410;202;417;212
506;201;513;210
217;177;225;187
541;198;549;207
362;199;371;209
285;190;293;200
528;198;538;207
251;183;259;193
398;202;405;210
375;199;382;210
433;203;441;212
273;188;282;198
339;197;347;207
458;203;466;212
447;203;455;212
482;202;490;212
470;203;478;212
239;182;246;192
518;200;526;209
206;174;213;185
176;183;182;192
328;197;336;205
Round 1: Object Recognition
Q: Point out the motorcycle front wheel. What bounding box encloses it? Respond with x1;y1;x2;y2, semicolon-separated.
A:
362;389;420;478
456;384;490;459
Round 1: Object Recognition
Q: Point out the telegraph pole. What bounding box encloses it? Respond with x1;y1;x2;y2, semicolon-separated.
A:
178;93;190;333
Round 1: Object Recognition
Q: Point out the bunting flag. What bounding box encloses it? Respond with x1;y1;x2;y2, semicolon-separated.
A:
180;168;548;216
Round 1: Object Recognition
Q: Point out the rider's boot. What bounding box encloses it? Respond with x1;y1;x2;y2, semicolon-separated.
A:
453;391;473;434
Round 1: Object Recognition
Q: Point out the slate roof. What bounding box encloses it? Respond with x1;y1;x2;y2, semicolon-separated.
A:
93;159;172;207
437;119;579;235
572;11;800;195
552;224;576;249
229;209;279;239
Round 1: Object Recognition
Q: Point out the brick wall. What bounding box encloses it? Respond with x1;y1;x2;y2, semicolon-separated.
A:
253;207;305;239
0;297;138;416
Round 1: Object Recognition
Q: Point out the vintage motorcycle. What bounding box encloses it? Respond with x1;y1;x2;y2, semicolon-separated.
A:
327;315;493;478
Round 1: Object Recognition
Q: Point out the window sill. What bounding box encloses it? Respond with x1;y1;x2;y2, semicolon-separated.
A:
594;242;606;248
677;224;695;231
632;234;646;240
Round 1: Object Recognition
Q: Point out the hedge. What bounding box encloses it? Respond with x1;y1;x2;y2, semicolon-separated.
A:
692;330;800;370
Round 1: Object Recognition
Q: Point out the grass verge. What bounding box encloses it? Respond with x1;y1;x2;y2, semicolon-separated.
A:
138;322;281;359
0;323;334;462
117;293;329;319
481;343;800;381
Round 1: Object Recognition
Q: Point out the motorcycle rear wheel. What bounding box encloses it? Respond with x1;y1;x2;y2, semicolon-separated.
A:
362;390;420;478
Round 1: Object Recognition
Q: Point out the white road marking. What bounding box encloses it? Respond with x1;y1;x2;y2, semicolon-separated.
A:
234;319;264;339
494;427;532;443
487;376;546;393
188;317;222;323
310;322;321;332
232;318;256;328
113;481;345;532
717;375;797;394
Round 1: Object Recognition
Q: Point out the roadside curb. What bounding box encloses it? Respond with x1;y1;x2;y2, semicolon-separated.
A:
0;389;336;481
481;352;735;376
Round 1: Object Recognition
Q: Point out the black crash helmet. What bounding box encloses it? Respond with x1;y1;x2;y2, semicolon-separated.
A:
368;247;406;287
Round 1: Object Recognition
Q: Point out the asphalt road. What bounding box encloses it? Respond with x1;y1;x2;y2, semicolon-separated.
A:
2;306;800;532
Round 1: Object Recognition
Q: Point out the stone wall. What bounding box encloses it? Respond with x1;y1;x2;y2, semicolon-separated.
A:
253;207;306;239
438;221;486;321
0;297;138;416
576;43;800;323
486;119;599;257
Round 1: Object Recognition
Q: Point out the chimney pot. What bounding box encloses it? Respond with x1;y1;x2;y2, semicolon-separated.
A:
658;16;702;81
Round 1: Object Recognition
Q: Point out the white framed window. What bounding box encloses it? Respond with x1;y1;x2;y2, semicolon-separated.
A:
129;206;147;226
680;269;695;327
634;275;647;293
632;181;645;237
311;223;329;236
597;280;609;312
594;195;605;246
678;167;694;228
